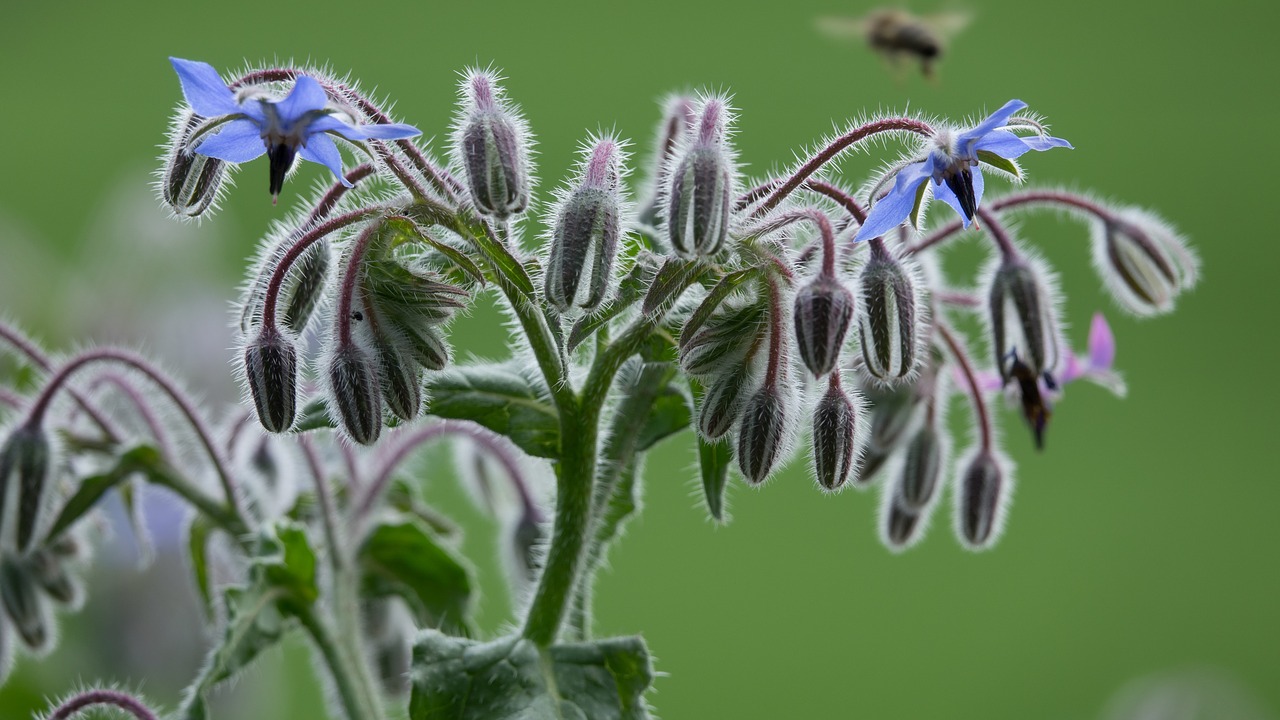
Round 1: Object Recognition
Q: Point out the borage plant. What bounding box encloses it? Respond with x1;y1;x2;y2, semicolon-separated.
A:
0;57;1197;719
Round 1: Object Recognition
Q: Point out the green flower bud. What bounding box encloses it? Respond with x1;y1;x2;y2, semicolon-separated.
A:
243;328;298;434
329;345;382;446
793;276;854;377
736;385;787;485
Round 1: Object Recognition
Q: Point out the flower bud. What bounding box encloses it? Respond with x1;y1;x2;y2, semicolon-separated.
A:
897;426;941;511
956;450;1008;550
1092;209;1199;317
857;242;921;380
329;345;382;445
456;72;530;219
0;559;48;650
679;299;767;378
697;366;753;441
375;338;422;423
666;99;735;257
161;111;227;219
243;328;298;433
0;425;51;552
544;139;624;311
811;378;860;491
281;240;330;335
637;95;697;228
401;323;450;372
507;511;544;588
883;499;922;550
794;275;854;377
26;550;78;606
988;257;1059;384
736;385;787;485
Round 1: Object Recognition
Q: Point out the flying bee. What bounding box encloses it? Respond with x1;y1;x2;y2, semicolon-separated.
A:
1004;349;1057;451
817;8;972;81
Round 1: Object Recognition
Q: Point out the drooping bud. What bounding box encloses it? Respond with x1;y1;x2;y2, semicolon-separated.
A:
328;344;382;445
26;550;78;606
666;98;736;257
544;137;624;311
987;255;1060;384
897;425;942;511
0;559;47;650
161;110;228;219
1092;208;1199;317
679;299;768;378
281;240;331;334
794;275;854;377
454;71;530;219
697;365;754;440
375;337;422;423
883;499;922;550
243;328;298;433
401;323;451;372
0;425;51;552
507;511;544;589
811;375;860;491
736;385;787;485
956;450;1008;550
857;240;921;380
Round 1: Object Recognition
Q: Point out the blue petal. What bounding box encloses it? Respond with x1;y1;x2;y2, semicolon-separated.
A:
976;130;1073;159
309;115;421;141
958;99;1027;146
170;58;240;118
275;76;330;126
855;158;934;241
972;166;985;210
194;119;266;163
931;177;970;228
299;133;353;187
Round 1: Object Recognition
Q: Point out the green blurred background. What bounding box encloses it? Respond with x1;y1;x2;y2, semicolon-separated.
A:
1;0;1276;717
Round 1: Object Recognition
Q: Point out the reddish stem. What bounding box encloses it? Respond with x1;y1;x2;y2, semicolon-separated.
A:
937;324;992;453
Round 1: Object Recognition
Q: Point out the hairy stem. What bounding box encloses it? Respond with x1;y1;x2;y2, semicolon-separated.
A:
937;323;992;452
297;606;384;720
47;690;159;720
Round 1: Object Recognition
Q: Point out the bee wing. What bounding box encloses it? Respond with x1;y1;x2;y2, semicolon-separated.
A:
815;15;872;40
919;10;972;42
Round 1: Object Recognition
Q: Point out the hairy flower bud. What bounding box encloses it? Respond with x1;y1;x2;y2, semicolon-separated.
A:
857;242;921;380
812;378;860;491
0;425;51;552
161;111;227;218
374;337;422;423
243;328;298;433
329;345;382;445
638;95;697;228
26;550;77;606
401;323;451;372
281;240;330;334
794;275;854;377
544;139;624;311
666;99;735;257
883;499;922;550
455;72;530;219
736;385;787;485
679;299;767;378
988;257;1059;384
956;450;1008;550
1092;209;1199;317
897;426;942;511
0;559;47;650
697;366;753;440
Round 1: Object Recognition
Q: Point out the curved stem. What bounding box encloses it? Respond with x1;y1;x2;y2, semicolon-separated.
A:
976;207;1017;259
296;606;383;720
750;117;934;218
763;274;786;387
261;208;383;330
907;189;1118;255
745;207;839;277
335;222;383;347
47;690;159;720
24;348;246;524
83;371;172;459
0;322;118;441
298;436;345;572
937;323;992;452
357;421;538;522
739;178;868;225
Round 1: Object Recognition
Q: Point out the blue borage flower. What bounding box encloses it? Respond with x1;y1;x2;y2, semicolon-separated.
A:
855;100;1071;241
170;58;420;200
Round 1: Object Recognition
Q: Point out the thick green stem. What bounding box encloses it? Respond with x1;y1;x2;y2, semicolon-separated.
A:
298;607;384;720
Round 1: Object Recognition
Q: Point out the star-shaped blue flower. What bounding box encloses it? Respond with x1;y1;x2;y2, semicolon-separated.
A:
170;58;421;200
854;100;1071;241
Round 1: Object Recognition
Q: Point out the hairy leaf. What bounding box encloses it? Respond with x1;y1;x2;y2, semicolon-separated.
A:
359;516;474;636
426;362;559;458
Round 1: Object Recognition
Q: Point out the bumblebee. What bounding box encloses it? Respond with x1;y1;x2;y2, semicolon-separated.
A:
818;8;971;80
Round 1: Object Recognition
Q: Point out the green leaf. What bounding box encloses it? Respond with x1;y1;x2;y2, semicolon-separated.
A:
426;362;559;458
458;217;537;298
635;382;690;452
641;257;708;316
45;445;162;540
257;523;319;609
206;585;290;685
359;516;474;636
188;515;216;617
977;149;1021;179
678;266;758;346
409;631;654;720
293;397;336;432
690;379;731;522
